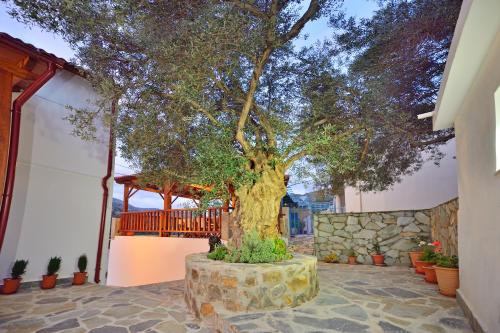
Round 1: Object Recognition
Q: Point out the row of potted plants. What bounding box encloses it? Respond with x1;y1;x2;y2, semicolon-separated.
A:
409;240;460;297
324;241;386;266
2;254;89;294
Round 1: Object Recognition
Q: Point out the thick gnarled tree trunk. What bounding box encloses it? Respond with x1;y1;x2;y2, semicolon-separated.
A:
229;163;286;247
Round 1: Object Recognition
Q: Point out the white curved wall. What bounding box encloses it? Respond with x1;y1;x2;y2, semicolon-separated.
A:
0;70;112;283
345;139;458;212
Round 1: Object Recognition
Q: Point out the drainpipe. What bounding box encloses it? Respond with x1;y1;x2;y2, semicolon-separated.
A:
0;63;57;254
94;100;116;284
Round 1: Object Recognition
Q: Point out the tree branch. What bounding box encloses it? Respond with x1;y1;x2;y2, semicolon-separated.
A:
185;98;221;126
227;0;269;19
281;0;319;43
236;43;273;154
410;133;454;147
252;105;277;148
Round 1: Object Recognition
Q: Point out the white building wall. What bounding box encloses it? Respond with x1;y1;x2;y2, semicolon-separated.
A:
453;32;500;333
0;70;113;283
107;236;209;287
344;139;458;212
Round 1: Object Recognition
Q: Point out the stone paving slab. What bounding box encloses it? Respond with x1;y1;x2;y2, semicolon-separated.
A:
217;263;473;333
0;280;212;333
0;263;472;333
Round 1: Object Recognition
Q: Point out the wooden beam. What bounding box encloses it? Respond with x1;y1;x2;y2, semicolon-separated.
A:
123;184;129;212
164;182;172;210
0;70;12;196
0;59;37;81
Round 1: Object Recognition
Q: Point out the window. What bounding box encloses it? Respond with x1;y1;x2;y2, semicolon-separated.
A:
496;86;500;172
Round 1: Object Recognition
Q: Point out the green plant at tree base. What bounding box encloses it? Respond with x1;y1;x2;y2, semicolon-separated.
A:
207;230;292;263
11;259;28;279
436;254;459;268
47;257;62;276
77;255;87;273
207;245;228;261
420;246;437;263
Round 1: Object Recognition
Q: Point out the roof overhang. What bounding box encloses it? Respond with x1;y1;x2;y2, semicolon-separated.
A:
433;0;500;130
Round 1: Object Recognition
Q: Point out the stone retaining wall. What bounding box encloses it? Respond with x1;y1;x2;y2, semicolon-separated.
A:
431;198;458;256
314;210;431;265
185;253;318;319
313;198;460;265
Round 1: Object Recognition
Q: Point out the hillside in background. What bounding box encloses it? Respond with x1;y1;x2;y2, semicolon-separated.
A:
112;198;154;217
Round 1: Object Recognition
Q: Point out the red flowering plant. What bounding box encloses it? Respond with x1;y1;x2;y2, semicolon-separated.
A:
419;240;442;263
431;240;442;253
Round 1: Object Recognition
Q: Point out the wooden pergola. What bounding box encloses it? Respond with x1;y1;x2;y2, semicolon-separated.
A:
114;174;235;212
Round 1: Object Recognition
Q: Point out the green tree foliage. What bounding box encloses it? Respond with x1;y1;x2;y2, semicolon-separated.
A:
4;0;461;237
309;0;462;192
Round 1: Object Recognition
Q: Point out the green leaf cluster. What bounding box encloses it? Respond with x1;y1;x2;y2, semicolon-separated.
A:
207;244;228;261
77;254;88;273
435;254;459;269
420;246;437;263
207;230;292;264
11;259;28;279
47;256;62;276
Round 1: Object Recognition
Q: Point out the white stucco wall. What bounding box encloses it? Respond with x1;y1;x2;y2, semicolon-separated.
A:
107;236;209;287
453;32;500;333
0;70;113;283
344;139;458;212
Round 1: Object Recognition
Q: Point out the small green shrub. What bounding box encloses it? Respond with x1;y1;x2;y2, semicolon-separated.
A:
207;244;228;260
420;246;437;263
373;242;381;255
77;255;87;273
47;256;62;276
436;254;458;268
207;230;292;264
347;248;356;257
11;259;28;279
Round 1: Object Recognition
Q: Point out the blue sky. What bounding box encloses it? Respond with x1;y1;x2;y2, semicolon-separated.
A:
0;1;377;208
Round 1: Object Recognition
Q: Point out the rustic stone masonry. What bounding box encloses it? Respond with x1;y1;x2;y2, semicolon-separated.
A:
431;198;458;256
184;253;318;319
314;210;432;265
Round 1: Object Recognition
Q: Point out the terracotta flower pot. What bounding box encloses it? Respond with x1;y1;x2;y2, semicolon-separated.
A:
408;251;423;268
435;266;459;297
348;256;357;265
41;274;58;289
422;265;437;284
2;278;21;294
72;272;87;285
371;254;385;266
414;260;431;274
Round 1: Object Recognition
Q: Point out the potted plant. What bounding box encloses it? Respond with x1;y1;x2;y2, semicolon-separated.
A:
419;249;437;283
435;254;459;297
41;256;61;289
408;238;426;267
414;244;435;275
2;259;28;294
73;255;87;285
347;249;357;265
371;242;385;266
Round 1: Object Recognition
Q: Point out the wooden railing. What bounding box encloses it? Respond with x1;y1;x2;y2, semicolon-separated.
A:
119;207;223;237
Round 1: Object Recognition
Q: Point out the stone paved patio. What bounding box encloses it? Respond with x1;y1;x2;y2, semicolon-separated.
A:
0;263;472;333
